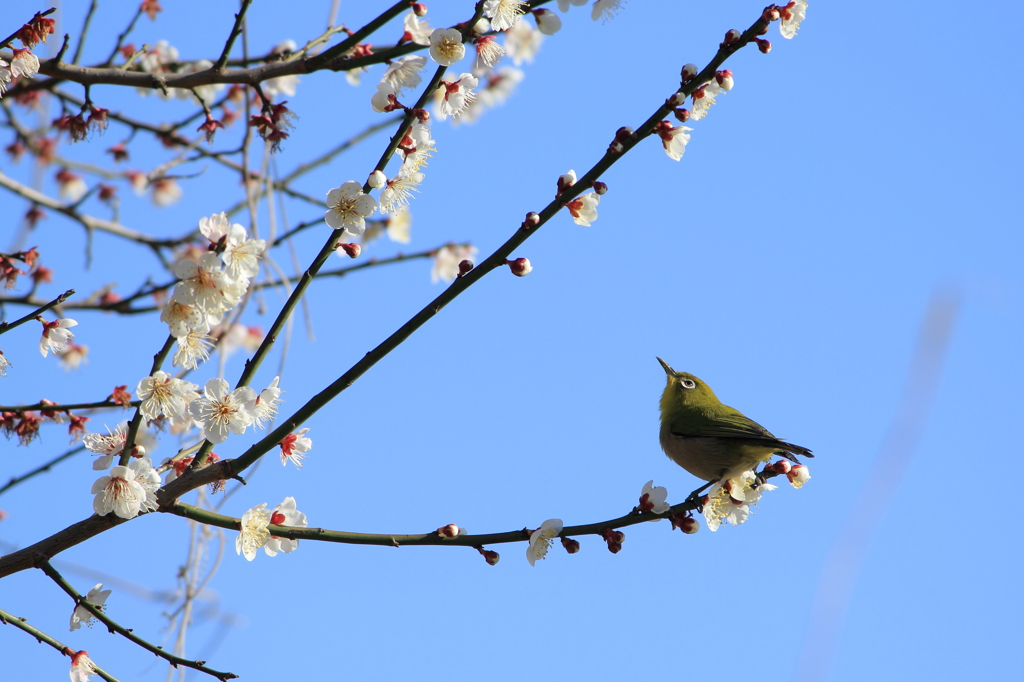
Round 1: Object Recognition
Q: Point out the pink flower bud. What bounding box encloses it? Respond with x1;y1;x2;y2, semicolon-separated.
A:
771;460;792;474
592;181;608;195
680;63;698;82
715;69;734;91
338;243;361;259
507;258;532;277
524;212;540;228
614;126;635;142
458;259;474;277
668;92;687;107
679;517;699;534
477;547;500;565
723;29;741;45
561;537;581;554
674;108;691;122
787;464;811;489
755;38;772;53
608;140;624;154
411;2;427;16
412;108;430;122
438;523;461;538
763;7;781;22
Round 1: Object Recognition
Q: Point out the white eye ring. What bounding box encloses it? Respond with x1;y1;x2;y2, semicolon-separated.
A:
681;379;696;389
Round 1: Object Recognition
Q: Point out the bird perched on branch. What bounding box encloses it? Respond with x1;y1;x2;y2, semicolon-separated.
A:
657;357;812;491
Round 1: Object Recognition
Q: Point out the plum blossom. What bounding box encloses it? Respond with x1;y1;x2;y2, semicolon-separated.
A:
436;73;478;120
566;192;599;226
251;376;283;429
188;378;257;444
70;584;111;631
280;428;312;468
787;464;811;488
703;470;777;532
69;651;96;682
526;518;563;566
172;329;214;370
429;28;465;66
39;317;77;357
379;170;424;215
655;121;693;161
403;11;432;45
129;457;161;512
83;423;129;470
325;181;377;235
504;19;543;65
690;80;723;121
381;55;427;94
592;0;625;21
639;480;670;514
779;1;807;39
483;0;526;31
533;9;562;34
91;465;148;519
236;502;269;560
556;0;588;10
137;371;199;425
473;36;506;71
264;496;308;556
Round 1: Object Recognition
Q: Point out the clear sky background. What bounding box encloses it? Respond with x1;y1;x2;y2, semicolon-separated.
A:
2;1;1022;680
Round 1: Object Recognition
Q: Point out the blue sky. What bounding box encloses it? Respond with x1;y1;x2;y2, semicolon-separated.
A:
2;1;1022;680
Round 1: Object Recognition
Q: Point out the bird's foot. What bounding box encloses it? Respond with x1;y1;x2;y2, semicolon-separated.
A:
684;480;715;512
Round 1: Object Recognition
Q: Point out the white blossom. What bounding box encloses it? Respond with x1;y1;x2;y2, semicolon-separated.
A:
264;496;308;556
429;28;465;66
91;465;147;519
526;519;563;566
188;378;257;444
325;181;378;235
69;584;111;631
236;503;270;561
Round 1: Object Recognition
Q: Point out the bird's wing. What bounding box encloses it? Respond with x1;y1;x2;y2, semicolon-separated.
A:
669;405;776;440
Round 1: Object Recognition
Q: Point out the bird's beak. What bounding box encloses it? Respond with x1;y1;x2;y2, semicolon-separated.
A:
656;357;675;376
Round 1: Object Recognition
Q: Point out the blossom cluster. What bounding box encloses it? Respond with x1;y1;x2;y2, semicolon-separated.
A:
160;212;266;369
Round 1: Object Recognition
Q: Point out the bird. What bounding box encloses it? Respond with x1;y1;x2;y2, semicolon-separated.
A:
657;357;812;490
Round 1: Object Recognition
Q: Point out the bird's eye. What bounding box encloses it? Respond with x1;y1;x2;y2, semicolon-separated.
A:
681;379;696;389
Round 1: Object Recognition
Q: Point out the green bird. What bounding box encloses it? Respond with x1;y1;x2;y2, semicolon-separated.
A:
657;357;813;485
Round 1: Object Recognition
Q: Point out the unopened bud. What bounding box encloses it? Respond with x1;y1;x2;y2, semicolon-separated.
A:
787;464;811;489
557;169;577;195
561;537;580;554
674;107;691;123
477;547;500;565
715;69;734;91
668;91;687;107
770;460;792;474
755;38;772;54
458;259;474;277
592;181;608;196
412;108;430;122
614;126;635;143
763;7;780;22
680;63;698;82
367;169;387;189
411;2;427;16
523;211;540;228
438;523;461;538
608;140;624;154
679;517;699;534
338;243;361;259
723;29;741;45
507;257;532;277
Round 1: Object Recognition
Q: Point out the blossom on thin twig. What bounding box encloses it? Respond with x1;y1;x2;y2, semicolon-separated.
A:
236;503;269;561
265;496;308;556
280;428;312;468
188;378;257;444
526;518;563;566
69;584;111;631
